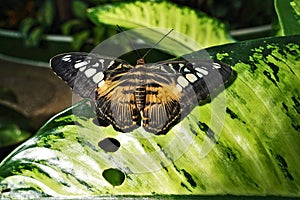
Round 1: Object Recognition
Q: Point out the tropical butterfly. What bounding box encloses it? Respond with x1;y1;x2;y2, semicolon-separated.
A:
50;51;232;135
51;26;231;135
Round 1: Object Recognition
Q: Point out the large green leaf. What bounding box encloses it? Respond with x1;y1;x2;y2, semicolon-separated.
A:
87;1;234;49
275;0;300;36
0;35;299;198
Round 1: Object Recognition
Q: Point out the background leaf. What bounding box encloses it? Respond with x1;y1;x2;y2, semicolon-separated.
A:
25;27;44;46
19;18;37;37
61;19;82;35
0;35;299;198
87;1;234;49
275;0;300;35
72;0;88;20
37;0;55;27
72;30;90;50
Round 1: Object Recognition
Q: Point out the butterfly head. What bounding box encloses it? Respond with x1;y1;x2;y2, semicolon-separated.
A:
136;58;145;66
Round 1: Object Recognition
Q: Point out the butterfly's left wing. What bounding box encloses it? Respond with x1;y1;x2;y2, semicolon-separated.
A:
50;52;132;98
95;74;141;133
141;60;233;134
50;52;139;131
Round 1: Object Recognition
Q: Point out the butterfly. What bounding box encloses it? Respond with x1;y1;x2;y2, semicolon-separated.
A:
50;52;232;135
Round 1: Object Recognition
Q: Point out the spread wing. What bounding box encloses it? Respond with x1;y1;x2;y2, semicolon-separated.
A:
155;60;233;102
50;52;132;98
51;52;233;135
142;82;182;135
95;78;140;133
141;60;233;135
50;52;138;131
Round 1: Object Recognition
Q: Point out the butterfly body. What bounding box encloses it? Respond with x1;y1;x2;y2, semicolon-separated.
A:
51;52;232;135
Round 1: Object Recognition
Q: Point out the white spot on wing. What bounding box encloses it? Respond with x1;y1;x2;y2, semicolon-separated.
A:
186;73;198;83
84;68;96;77
92;72;104;83
213;63;221;69
177;76;189;88
179;63;185;67
62;55;71;62
195;67;208;75
176;84;182;92
184;68;190;72
79;66;86;72
92;63;99;67
107;60;115;68
196;72;203;78
98;80;105;87
74;61;88;69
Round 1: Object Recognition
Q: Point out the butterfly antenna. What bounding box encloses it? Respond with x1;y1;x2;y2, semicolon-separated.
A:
142;29;174;60
116;25;142;59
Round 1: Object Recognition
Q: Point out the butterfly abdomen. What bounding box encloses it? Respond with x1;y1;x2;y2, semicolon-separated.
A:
134;85;146;110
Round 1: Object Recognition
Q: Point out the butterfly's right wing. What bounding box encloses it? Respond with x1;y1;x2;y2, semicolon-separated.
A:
141;60;233;134
50;52;139;132
154;60;233;103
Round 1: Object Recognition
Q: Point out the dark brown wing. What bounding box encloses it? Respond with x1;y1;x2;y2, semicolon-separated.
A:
95;78;140;132
154;59;233;101
140;60;232;134
142;82;182;135
50;52;139;131
50;52;131;98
